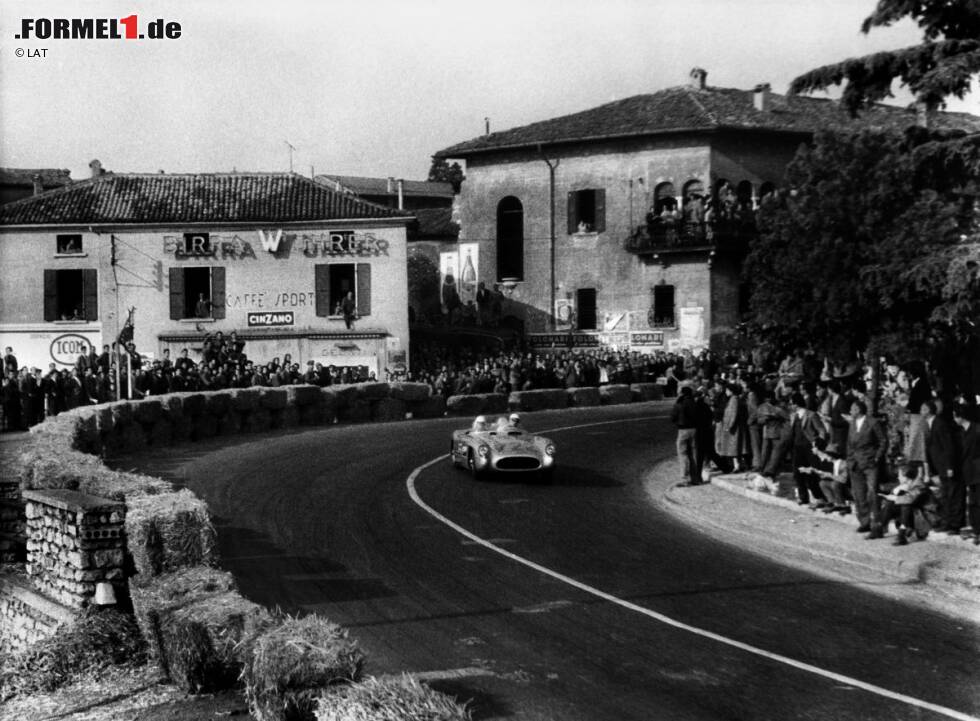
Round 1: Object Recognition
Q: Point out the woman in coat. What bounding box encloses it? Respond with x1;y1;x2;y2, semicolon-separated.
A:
715;383;750;472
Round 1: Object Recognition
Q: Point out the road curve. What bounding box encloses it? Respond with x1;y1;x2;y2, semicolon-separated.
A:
127;403;980;721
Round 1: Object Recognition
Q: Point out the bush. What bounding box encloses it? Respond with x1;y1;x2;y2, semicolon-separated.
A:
0;607;146;701
316;675;471;721
241;614;365;721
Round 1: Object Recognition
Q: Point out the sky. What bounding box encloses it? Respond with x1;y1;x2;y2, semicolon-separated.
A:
1;0;977;183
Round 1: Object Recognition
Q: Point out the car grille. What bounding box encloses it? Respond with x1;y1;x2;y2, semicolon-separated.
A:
496;457;541;470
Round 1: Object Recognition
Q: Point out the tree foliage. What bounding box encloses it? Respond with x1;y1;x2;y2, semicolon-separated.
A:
427;156;465;193
744;128;979;363
789;0;980;113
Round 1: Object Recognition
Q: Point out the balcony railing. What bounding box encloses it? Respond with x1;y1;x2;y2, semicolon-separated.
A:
625;217;755;255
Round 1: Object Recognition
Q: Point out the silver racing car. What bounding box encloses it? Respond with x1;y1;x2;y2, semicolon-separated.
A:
450;413;556;481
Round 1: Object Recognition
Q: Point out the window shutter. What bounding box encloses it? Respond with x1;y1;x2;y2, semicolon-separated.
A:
594;189;606;233
356;263;371;317
567;192;577;235
44;269;57;321
314;265;331;317
211;267;226;319
82;269;98;320
169;268;184;320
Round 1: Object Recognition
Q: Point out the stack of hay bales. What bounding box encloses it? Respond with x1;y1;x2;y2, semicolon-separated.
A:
241;615;364;721
126;490;217;578
130;566;272;693
599;384;632;405
566;387;601;407
508;388;568;412
445;393;508;416
630;382;664;401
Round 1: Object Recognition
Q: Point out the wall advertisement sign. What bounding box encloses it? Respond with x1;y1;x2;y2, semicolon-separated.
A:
246;311;295;327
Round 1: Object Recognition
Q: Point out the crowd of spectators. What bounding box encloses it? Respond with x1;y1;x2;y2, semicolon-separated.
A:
669;353;980;547
0;332;382;431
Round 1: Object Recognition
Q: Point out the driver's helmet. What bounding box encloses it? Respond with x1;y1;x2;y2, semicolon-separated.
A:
508;413;521;426
472;415;488;431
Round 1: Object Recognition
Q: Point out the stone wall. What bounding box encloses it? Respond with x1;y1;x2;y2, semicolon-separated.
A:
0;477;24;564
0;569;74;653
23;489;126;609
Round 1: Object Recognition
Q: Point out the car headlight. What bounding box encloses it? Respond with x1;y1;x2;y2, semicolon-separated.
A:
478;445;490;458
545;444;556;456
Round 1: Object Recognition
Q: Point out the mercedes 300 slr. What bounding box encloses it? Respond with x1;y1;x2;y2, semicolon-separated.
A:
450;415;556;481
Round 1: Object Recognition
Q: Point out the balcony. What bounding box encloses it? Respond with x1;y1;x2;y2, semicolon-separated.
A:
624;216;755;257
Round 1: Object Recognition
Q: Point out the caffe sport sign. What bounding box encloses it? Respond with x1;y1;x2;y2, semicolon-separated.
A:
247;311;294;327
50;333;92;365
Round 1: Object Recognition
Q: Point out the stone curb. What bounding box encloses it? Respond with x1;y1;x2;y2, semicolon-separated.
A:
661;480;924;583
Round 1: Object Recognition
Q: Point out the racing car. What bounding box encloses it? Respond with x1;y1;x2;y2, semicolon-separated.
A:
450;413;556;481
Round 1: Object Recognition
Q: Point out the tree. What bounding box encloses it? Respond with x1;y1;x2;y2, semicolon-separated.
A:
427;157;465;193
407;252;441;323
789;0;980;114
744;128;979;367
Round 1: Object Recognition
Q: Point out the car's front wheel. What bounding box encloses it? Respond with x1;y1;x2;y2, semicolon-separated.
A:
467;450;485;480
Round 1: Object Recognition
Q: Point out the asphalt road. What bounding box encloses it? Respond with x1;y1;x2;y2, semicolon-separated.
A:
128;403;980;721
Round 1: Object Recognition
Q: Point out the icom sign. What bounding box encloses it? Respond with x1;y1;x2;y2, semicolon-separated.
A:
50;334;92;365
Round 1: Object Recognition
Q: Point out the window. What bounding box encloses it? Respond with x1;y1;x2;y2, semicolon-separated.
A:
567;189;605;233
56;234;83;254
314;263;372;318
576;288;597;330
43;269;98;321
653;182;677;215
496;197;524;281
652;285;675;327
169;266;226;320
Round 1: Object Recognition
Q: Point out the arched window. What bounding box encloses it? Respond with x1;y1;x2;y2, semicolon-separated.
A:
496;196;524;281
653;182;677;215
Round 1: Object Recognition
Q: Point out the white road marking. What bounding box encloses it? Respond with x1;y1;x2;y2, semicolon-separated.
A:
407;415;979;721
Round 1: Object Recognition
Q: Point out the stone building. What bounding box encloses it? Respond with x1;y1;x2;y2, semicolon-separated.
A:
434;68;980;352
0;167;72;206
0;170;412;377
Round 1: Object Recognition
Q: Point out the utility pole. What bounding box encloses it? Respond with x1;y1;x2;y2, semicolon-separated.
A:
538;144;560;330
284;140;296;173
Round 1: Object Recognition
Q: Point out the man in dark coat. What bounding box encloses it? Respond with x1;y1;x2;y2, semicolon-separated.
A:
671;385;699;485
846;399;888;538
923;400;962;534
952;404;980;544
789;393;827;505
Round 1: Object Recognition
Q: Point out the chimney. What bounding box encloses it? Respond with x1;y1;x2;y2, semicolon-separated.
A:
689;67;707;90
915;100;933;129
32;174;43;196
386;176;395;193
485;117;490;135
89;159;103;178
396;179;404;210
753;83;772;112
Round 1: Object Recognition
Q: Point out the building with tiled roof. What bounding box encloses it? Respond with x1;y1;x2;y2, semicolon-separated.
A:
315;174;455;211
0;168;413;377
432;68;980;350
0;167;72;206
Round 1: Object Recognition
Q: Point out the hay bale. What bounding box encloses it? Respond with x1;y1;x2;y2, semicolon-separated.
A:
133;399;163;426
631;382;663;401
260;389;288;411
316;675;471;721
126;490;218;578
298;402;325;426
340;399;371;423
244;409;271;433
319;391;338;424
207;391;232;418
279;406;300;429
217;410;242;435
242;615;364;721
192;414;218;440
566;387;601;407
110;401;135;428
599;384;632;405
121;423;148;452
231;388;261;412
357;382;390;401
508;389;567;412
181;393;207;418
130;567;269;693
286;385;322;407
329;385;359;411
371;398;406;422
148;419;174;447
407;395;446;419
445;393;507;416
388;383;431;402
